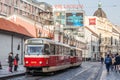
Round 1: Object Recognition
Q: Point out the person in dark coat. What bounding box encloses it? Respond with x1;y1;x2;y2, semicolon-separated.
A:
115;53;120;72
14;54;19;71
8;52;14;72
101;57;104;64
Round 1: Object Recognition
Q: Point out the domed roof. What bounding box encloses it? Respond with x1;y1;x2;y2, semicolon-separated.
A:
93;2;107;18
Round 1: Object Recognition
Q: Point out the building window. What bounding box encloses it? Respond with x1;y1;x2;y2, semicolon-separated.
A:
8;6;11;14
93;46;95;52
0;3;2;12
4;5;7;14
14;8;18;14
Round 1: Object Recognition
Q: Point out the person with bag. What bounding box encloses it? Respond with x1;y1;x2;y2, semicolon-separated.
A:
104;54;112;73
14;54;19;71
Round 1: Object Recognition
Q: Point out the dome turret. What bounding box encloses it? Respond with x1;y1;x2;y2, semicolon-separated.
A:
93;2;107;18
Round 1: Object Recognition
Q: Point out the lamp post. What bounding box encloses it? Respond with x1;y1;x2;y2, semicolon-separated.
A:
91;33;94;61
34;18;38;38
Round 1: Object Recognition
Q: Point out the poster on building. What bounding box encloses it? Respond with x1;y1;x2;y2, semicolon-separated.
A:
89;18;96;25
66;12;83;27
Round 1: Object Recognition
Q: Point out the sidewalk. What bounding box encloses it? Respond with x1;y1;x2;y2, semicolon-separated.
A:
100;64;120;80
0;65;25;79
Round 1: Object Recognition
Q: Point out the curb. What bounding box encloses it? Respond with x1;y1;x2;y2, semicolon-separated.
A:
0;72;25;79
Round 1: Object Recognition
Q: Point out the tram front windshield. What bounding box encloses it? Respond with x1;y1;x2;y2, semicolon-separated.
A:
26;45;44;55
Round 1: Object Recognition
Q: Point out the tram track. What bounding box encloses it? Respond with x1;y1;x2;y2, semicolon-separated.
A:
68;63;102;80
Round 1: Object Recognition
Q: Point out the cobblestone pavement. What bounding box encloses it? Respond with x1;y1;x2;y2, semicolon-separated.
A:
1;62;120;80
6;62;102;80
0;65;25;79
100;64;120;80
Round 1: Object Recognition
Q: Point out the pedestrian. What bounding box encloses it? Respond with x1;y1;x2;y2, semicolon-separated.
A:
8;52;14;72
0;61;2;69
14;54;19;71
104;54;112;73
115;53;120;73
111;55;115;71
101;56;104;64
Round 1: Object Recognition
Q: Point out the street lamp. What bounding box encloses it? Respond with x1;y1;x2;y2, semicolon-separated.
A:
34;18;38;38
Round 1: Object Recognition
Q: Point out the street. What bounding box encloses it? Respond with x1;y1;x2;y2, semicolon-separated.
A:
6;62;102;80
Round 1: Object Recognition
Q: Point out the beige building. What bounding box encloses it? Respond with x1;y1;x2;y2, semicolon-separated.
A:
85;3;120;59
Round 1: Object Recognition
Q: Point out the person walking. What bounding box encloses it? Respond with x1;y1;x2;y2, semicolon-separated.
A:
104;54;112;73
0;61;2;69
8;52;14;72
101;57;104;64
14;54;19;71
115;53;120;73
111;55;115;71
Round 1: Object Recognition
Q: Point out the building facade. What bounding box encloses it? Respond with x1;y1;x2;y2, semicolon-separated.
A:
0;18;32;65
84;3;120;59
0;0;53;30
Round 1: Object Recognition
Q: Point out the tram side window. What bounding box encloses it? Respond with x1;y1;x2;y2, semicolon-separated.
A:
50;44;55;55
62;46;64;55
76;50;78;56
66;47;70;55
55;45;59;55
62;46;65;55
64;47;69;55
71;49;76;56
59;45;62;55
70;50;73;56
64;47;66;55
77;50;82;57
74;50;76;56
44;44;50;55
80;51;82;57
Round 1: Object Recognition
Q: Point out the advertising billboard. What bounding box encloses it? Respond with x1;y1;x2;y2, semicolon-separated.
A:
89;18;96;25
66;12;83;27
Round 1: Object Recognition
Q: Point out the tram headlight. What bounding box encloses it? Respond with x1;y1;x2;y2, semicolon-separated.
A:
25;61;29;64
39;61;42;64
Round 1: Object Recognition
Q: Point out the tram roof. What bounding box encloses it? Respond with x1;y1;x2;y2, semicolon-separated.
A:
27;38;54;42
26;38;81;49
26;38;69;47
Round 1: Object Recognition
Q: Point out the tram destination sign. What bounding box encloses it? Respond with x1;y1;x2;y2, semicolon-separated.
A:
27;40;43;44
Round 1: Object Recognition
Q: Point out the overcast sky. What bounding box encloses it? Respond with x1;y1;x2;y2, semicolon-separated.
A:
37;0;120;26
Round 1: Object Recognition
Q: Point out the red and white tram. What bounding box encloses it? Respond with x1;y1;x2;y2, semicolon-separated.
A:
70;46;82;67
24;38;82;73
